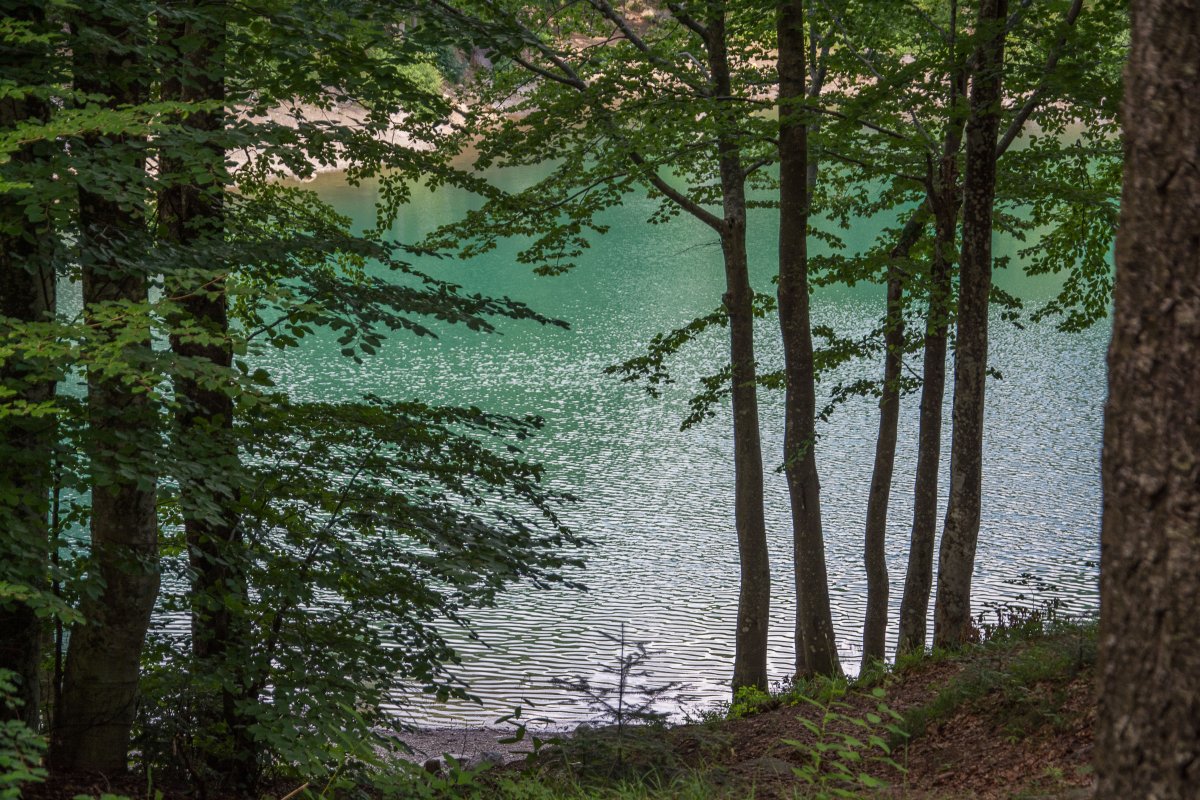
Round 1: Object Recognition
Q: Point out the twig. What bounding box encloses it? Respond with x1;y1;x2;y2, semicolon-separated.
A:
279;782;310;800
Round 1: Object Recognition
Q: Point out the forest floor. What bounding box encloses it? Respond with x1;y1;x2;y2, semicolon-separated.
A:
24;618;1097;799
485;617;1099;799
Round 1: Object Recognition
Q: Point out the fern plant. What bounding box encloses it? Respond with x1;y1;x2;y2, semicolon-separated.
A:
783;686;908;799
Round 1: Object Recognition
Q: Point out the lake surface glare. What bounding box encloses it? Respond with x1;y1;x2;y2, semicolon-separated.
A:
268;170;1107;726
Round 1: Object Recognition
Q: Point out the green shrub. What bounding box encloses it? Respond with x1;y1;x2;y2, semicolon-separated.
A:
0;670;46;800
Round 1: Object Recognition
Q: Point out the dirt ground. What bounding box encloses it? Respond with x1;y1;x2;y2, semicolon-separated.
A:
23;630;1098;800
708;659;1095;798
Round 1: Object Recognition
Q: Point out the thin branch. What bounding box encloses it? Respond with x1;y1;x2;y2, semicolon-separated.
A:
433;1;724;233
742;156;776;179
588;0;712;96
995;0;1085;157
811;26;835;96
629;151;724;231
1002;0;1036;37
535;0;590;33
824;148;925;186
808;105;910;141
510;52;588;90
813;0;938;150
904;0;950;44
430;0;588;89
666;2;709;43
588;0;653;53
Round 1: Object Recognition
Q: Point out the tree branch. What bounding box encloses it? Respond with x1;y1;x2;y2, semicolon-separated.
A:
813;0;938;150
629;152;724;231
995;0;1085;158
666;2;710;43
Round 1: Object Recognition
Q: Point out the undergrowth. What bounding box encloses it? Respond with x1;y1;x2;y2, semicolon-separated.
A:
896;611;1098;745
48;614;1099;800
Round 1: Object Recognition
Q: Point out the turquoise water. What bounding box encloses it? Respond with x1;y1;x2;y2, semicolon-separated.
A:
266;169;1107;726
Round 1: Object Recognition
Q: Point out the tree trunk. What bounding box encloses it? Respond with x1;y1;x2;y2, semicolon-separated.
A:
896;0;975;654
1095;2;1200;796
0;2;56;726
720;224;772;694
897;132;966;656
896;192;956;656
860;214;925;670
933;0;1007;650
160;1;240;672
159;3;249;782
706;8;771;694
778;0;841;679
53;7;159;773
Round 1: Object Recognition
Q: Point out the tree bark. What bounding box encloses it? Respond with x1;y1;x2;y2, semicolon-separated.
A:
1095;1;1200;796
896;0;968;659
896;191;956;656
160;1;239;669
159;2;249;782
0;1;56;726
933;0;1007;650
708;8;772;694
860;214;925;670
778;0;841;678
53;7;159;773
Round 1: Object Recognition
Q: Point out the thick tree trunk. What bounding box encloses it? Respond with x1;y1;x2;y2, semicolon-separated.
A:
707;9;771;694
0;3;56;724
159;4;249;781
933;0;1007;650
53;8;159;773
1095;2;1200;796
160;2;239;671
860;215;925;670
778;0;840;678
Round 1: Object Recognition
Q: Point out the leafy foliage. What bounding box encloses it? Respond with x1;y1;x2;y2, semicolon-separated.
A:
1;0;585;789
783;686;908;800
0;671;45;800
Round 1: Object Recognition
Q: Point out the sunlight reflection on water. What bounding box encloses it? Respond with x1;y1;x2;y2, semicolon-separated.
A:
256;170;1106;726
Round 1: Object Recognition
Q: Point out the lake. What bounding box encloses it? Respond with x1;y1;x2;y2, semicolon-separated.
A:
263;167;1108;726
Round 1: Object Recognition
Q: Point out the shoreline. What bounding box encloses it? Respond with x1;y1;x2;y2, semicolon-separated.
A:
387;724;570;765
229;97;464;183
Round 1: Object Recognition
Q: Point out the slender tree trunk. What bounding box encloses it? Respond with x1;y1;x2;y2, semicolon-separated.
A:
53;7;159;773
860;214;925;670
896;31;967;652
0;2;56;725
159;3;251;783
895;195;956;655
896;0;967;659
933;0;1008;650
1095;1;1200;796
707;9;771;694
778;0;840;678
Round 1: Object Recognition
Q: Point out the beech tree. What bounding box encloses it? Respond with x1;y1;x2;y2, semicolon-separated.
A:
2;1;585;786
1095;0;1200;796
0;0;57;729
806;0;1115;657
931;0;1008;650
778;0;841;678
53;3;161;771
425;0;782;690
